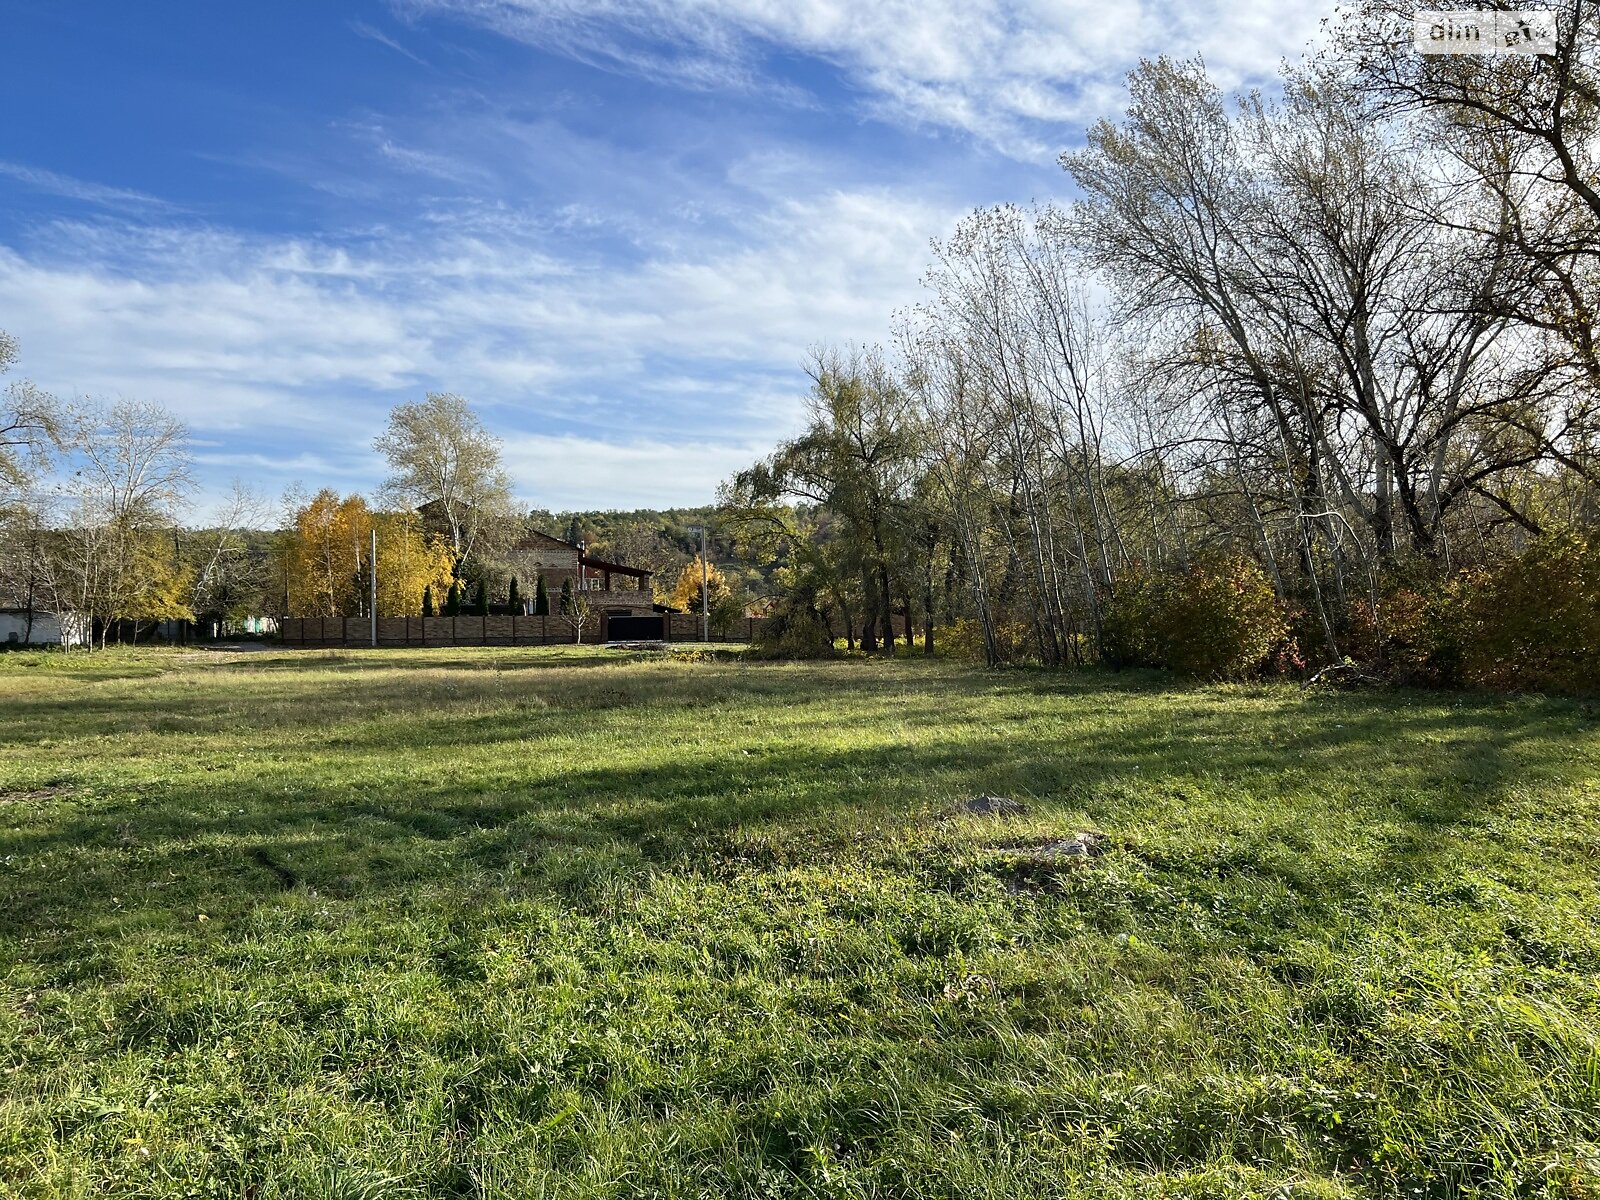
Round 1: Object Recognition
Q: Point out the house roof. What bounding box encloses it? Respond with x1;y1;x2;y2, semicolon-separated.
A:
513;528;652;578
578;554;650;579
517;529;577;552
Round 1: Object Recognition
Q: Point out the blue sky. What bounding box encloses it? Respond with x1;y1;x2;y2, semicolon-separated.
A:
1;0;1328;515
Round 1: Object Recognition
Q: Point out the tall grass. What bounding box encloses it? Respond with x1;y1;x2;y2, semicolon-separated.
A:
0;646;1595;1197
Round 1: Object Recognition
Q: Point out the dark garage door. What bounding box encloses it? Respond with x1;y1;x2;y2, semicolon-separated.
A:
607;614;665;641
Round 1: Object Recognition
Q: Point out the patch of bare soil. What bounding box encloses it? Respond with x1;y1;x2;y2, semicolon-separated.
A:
956;794;1029;817
0;784;75;803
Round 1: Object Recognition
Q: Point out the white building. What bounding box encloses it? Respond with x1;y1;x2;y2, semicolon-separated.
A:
0;609;89;648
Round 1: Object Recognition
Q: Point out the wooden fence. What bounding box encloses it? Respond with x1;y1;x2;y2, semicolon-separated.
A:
277;613;771;648
277;609;921;649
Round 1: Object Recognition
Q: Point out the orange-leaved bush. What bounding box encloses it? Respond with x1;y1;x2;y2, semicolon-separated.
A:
1346;586;1465;688
1104;553;1290;678
1457;533;1600;694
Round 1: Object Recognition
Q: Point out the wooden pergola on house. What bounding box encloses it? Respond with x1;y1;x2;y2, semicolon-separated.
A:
576;550;652;595
510;531;658;615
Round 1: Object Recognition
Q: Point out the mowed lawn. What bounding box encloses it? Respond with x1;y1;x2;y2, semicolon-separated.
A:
0;648;1597;1199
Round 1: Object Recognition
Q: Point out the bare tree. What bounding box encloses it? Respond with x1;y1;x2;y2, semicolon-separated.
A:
909;204;1130;664
1063;56;1569;571
0;498;65;643
374;393;514;570
1340;0;1600;477
63;400;195;647
562;588;594;644
0;330;59;507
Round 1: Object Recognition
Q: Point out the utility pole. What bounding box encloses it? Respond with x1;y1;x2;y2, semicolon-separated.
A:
370;527;378;648
173;527;185;644
698;524;709;643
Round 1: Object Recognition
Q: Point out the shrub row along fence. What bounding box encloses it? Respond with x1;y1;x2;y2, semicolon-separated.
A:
278;613;771;648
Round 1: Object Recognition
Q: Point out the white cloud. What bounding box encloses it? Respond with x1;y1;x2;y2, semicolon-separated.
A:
501;433;772;508
348;19;434;68
396;0;1334;156
0;160;178;214
0;183;952;508
3;0;1341;517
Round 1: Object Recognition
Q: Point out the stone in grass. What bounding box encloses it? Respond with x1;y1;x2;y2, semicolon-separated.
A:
962;794;1029;817
1018;831;1110;861
991;831;1110;893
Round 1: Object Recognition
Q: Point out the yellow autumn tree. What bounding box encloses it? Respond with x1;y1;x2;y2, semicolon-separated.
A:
125;531;195;624
372;510;454;617
282;490;367;617
668;559;731;613
281;491;453;616
90;527;194;641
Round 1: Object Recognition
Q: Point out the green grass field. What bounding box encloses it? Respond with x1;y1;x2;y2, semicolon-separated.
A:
0;646;1597;1198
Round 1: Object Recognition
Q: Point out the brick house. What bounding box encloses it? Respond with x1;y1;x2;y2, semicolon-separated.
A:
414;501;661;619
506;530;659;618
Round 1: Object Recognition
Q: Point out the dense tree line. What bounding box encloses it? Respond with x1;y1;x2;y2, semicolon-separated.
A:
726;5;1599;687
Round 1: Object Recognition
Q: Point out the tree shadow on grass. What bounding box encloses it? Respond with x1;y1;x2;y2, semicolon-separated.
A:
224;647;660;673
0;664;1591;982
0;654;949;748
